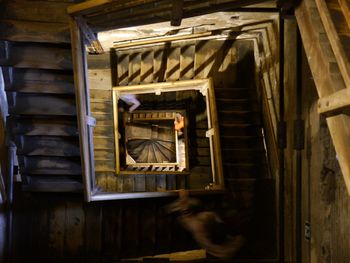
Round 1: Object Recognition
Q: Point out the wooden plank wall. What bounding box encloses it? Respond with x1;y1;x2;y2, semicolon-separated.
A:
301;48;350;263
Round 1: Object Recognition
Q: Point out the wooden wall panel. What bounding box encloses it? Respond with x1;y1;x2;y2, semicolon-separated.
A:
0;20;70;44
299;43;350;263
1;1;71;23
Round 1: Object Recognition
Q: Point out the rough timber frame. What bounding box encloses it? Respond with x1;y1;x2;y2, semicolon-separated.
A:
296;0;350;194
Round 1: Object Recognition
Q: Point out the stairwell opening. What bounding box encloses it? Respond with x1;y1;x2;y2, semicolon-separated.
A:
70;5;280;260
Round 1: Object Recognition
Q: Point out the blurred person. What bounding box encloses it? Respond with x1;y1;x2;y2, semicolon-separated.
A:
167;190;245;260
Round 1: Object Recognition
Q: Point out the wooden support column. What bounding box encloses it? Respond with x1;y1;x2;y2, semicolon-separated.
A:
318;88;350;116
75;16;103;54
171;0;184;26
296;0;350;194
69;17;92;202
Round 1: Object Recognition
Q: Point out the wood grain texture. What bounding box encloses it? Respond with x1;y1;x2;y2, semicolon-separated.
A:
296;0;350;194
1;0;71;23
1;43;72;70
315;0;350;88
0;20;70;44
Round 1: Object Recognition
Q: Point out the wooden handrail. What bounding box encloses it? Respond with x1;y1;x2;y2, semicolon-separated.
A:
0;166;6;203
315;0;350;89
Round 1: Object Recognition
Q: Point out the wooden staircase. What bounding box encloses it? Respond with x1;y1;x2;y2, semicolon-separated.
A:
0;0;83;192
216;88;266;183
0;2;279;261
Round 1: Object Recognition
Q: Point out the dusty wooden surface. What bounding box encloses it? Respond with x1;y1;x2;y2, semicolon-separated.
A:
296;0;350;194
303;74;350;263
297;40;350;263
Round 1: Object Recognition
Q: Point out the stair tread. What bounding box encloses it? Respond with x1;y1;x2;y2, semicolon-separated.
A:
6;80;75;94
22;175;83;192
219;123;260;127
16;135;80;157
223;162;266;166
7;116;78;136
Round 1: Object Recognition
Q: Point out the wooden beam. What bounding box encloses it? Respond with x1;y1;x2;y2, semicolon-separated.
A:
75;16;104;54
113;32;212;49
70;17;93;202
315;0;350;88
71;0;266;31
207;78;224;187
171;0;184;26
296;0;350;194
1;0;71;23
338;0;350;31
318;88;350;116
67;0;111;15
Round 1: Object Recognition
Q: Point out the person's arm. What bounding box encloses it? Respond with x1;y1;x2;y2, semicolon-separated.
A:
128;98;140;112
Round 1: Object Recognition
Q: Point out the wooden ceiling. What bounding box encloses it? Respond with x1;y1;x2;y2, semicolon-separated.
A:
68;0;277;32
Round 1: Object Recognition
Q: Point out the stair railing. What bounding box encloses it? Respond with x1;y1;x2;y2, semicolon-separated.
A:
0;166;6;203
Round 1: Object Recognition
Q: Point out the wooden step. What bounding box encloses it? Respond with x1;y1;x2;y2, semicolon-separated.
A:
217;110;261;124
327;0;350;36
222;148;266;163
2;67;74;85
6;80;75;94
220;135;264;149
22;175;82;192
18;156;81;175
216;98;258;111
15;135;80;157
0;20;70;44
224;178;257;209
223;163;267;179
7;116;78;136
7;93;76;116
0;42;72;70
214;88;255;99
219;123;262;136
